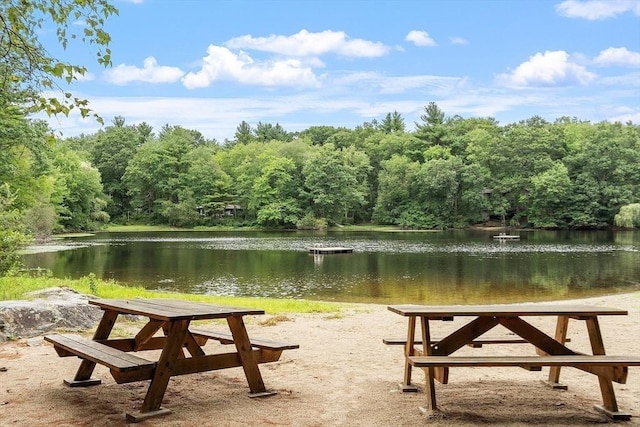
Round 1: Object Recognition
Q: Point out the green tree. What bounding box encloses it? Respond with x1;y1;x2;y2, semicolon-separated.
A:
379;111;405;134
565;122;640;227
0;184;31;274
302;144;368;224
89;124;141;219
0;1;118;275
298;126;347;145
250;155;301;227
136;122;155;142
255;122;291;142
614;203;640;228
527;162;572;228
414;102;447;147
1;0;118;120
374;155;419;224
184;145;233;219
51;145;109;230
124;128;194;221
233;120;254;145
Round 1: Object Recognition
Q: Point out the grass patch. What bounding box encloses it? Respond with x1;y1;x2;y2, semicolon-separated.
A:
259;314;293;326
0;274;343;315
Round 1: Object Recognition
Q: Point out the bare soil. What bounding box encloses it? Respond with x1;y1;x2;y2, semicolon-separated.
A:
1;292;639;426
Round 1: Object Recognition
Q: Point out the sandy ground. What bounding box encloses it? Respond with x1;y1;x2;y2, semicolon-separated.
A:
1;292;639;427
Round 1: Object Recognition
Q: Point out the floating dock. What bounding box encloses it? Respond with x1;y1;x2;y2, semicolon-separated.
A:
493;234;520;241
308;247;354;255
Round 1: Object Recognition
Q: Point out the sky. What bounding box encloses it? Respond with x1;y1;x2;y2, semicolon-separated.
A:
40;0;640;141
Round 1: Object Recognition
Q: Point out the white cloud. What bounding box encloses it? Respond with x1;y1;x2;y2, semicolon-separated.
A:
182;45;319;89
405;30;437;47
607;108;640;123
332;72;464;95
224;29;389;58
555;0;640;20
594;47;640;66
103;57;185;85
41;73;639;142
599;71;640;86
450;37;469;45
497;51;597;87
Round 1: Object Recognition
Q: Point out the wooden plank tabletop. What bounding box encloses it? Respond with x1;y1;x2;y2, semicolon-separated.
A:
388;304;628;317
89;299;265;321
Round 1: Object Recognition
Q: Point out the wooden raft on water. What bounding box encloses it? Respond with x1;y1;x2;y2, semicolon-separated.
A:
307;247;354;255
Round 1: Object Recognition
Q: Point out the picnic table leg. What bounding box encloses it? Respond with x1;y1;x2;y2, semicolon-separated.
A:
586;317;630;420
227;315;274;397
400;316;419;391
419;316;438;413
126;319;190;422
66;310;118;387
545;315;569;390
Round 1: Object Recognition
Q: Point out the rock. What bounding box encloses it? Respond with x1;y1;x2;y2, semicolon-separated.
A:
0;287;102;341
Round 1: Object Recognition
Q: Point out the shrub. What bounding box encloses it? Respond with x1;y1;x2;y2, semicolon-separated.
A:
614;203;640;228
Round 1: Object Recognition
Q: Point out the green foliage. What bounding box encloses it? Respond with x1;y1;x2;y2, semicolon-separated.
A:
250;155;302;227
0;185;30;275
87;272;98;295
89;124;141;219
298;125;347;145
379;111;405;134
0;229;28;275
233;120;254;145
414;102;447;148
296;213;327;230
0;0;118;121
25;203;56;242
34;108;640;232
158;197;200;227
527;162;571;228
254;121;292;143
51;145;109;230
614;203;640;228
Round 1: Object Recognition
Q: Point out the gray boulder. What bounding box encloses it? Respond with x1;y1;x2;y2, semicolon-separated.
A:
0;287;102;341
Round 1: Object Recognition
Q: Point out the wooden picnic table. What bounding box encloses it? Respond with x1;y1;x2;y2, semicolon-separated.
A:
387;303;640;420
44;298;298;422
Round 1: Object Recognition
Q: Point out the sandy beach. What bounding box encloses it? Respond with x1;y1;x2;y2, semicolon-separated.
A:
1;291;639;426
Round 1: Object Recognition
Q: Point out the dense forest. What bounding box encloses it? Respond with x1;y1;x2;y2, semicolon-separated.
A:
3;101;640;240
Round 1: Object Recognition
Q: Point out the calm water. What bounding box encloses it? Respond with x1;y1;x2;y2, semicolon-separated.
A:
22;230;640;304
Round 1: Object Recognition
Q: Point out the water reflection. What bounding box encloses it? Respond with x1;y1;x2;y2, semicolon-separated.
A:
22;230;640;304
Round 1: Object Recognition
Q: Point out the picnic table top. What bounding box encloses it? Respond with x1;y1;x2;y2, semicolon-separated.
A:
89;298;265;321
387;303;628;317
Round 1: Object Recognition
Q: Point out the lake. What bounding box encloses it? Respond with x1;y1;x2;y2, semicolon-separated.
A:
22;230;640;304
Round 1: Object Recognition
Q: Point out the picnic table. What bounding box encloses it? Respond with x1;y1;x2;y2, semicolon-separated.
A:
386;303;640;420
44;298;298;422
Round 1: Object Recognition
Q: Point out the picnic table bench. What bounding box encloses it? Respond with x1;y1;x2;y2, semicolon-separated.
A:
44;298;298;422
383;335;571;347
387;303;640;420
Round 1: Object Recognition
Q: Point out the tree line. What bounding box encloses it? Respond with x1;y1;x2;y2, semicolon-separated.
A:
5;103;640;239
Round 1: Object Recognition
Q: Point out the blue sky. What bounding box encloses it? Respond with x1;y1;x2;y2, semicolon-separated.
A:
42;0;640;141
